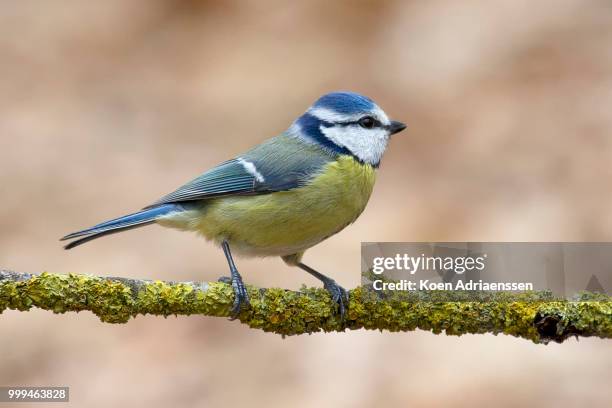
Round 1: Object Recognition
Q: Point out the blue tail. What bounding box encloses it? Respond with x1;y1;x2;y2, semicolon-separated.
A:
61;204;182;250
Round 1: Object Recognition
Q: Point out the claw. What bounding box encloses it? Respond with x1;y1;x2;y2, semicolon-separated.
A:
296;262;349;321
229;276;249;320
323;279;349;321
217;276;231;284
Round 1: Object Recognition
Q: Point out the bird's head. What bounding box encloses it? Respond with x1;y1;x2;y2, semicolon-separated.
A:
290;91;406;167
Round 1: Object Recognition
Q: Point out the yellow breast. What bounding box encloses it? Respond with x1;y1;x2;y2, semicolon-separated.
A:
169;155;376;257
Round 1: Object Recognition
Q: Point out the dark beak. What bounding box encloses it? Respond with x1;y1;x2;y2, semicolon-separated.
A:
388;120;407;135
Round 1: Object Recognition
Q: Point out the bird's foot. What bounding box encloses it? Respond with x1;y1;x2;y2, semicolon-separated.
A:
219;241;250;319
218;274;250;320
296;262;349;321
322;279;349;321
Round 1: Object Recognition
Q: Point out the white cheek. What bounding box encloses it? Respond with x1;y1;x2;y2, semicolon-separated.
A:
320;125;389;165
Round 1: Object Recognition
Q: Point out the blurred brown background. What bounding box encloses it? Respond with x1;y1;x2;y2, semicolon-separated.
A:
1;1;611;407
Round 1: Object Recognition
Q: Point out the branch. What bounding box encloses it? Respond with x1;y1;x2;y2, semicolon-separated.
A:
1;269;610;344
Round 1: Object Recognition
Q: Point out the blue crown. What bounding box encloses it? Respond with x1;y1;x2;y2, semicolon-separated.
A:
312;92;374;114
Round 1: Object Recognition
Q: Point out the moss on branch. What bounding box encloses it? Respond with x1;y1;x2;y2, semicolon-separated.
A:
1;269;610;344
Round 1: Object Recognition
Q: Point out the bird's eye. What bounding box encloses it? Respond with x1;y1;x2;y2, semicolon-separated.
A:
358;116;376;129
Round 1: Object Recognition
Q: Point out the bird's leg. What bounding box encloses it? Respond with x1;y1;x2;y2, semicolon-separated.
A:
297;262;349;320
219;241;249;319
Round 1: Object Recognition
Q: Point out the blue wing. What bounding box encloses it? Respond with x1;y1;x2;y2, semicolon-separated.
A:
149;134;334;207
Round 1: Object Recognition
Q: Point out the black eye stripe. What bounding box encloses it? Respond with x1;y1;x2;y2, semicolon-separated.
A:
335;118;383;128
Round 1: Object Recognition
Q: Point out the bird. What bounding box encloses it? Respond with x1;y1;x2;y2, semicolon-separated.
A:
61;91;406;319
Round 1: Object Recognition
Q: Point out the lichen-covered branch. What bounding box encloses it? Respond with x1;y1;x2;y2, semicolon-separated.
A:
1;269;610;344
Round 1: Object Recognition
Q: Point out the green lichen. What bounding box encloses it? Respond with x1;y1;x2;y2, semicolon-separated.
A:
0;271;610;343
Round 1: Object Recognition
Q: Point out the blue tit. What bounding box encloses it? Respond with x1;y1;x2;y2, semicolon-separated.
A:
61;91;406;319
